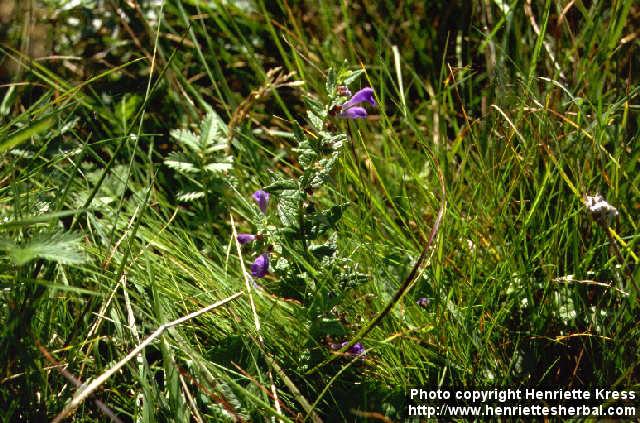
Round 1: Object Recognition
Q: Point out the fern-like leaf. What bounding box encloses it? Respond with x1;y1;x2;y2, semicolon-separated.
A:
177;191;206;202
1;231;86;265
199;107;228;149
170;128;200;153
165;152;200;174
204;162;233;173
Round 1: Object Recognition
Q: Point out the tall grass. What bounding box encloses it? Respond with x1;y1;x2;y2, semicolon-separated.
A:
1;0;638;421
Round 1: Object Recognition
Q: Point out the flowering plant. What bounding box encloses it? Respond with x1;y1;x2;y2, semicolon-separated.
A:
238;65;375;359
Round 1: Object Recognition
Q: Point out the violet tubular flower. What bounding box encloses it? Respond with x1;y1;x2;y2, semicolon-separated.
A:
252;190;270;214
344;87;376;108
340;87;376;119
347;342;366;356
341;106;368;119
338;341;366;356
237;233;256;245
250;252;269;278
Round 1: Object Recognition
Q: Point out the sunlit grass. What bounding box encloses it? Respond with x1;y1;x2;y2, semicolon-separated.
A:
1;1;638;421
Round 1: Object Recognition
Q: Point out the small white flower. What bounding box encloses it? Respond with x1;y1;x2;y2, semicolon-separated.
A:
91;18;102;30
466;239;475;252
584;194;618;221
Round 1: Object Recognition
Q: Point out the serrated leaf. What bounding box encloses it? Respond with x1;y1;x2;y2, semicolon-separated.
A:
304;96;325;116
165;158;199;174
2;232;86;265
263;178;299;192
204;162;233;173
277;190;301;228
307;110;323;131
204;143;228;154
200;107;227;148
274;257;290;272
170;128;200;152
294;143;318;169
292;121;306;145
177;191;206;202
321;133;347;151
305;152;339;188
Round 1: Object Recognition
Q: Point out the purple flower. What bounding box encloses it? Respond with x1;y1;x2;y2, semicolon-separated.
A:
250;252;269;278
252;190;270;214
340;87;376;119
340;106;368;119
417;297;430;308
344;87;376;108
347;342;366;355
237;233;256;245
336;341;366;356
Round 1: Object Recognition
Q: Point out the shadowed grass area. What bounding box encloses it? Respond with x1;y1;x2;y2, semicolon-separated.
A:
1;0;639;421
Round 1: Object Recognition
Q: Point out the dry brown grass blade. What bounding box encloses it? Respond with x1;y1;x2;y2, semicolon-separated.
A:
51;292;243;423
35;341;123;423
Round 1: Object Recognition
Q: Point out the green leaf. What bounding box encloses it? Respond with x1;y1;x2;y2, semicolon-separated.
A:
205;143;228;154
339;271;369;289
294;142;318;169
31;279;101;296
305;152;339;188
177;191;206;202
321;133;347;151
277;190;302;229
263;178;299;192
204;162;233;173
115;93;142;127
274;257;290;272
0;209;84;230
309;234;337;260
326;67;337;96
307;110;323;131
1;232;86;265
340;68;365;86
200;106;227;149
304;96;325;117
310;318;347;338
292;121;307;145
0;85;16;116
0;116;55;154
305;203;349;239
170;128;200;153
165;152;200;174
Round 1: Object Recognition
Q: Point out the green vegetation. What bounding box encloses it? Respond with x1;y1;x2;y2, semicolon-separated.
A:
1;0;639;421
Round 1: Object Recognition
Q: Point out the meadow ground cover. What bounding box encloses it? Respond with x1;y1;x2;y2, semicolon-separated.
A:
1;0;639;421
